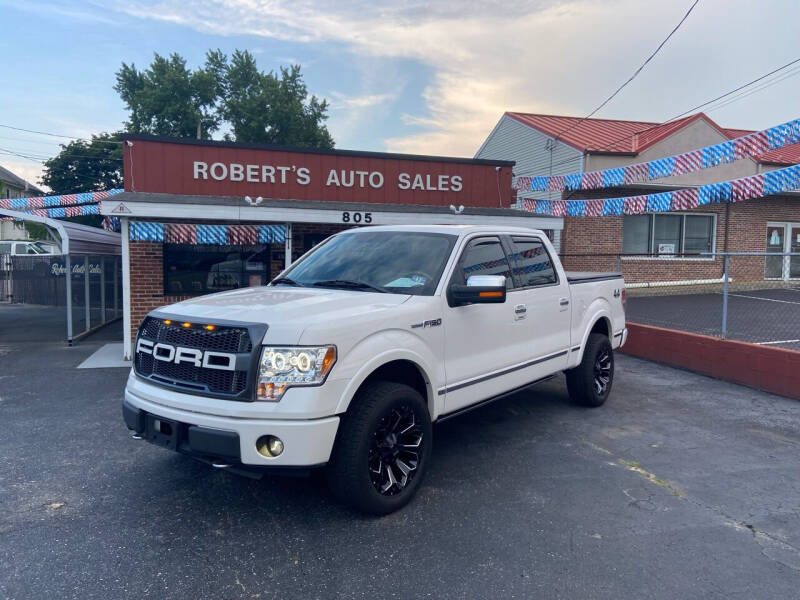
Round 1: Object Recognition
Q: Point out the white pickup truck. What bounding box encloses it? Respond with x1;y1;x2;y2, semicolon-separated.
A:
124;225;626;514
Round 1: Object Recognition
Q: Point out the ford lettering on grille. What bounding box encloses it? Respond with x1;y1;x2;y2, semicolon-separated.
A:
133;316;260;399
136;339;236;371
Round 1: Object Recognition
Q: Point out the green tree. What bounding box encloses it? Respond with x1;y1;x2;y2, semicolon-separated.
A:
115;49;334;147
115;52;220;139
41;132;123;194
210;50;334;148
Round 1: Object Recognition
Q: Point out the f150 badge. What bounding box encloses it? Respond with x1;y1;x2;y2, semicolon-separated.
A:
411;318;442;329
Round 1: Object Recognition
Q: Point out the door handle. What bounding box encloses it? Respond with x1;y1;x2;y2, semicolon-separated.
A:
559;298;569;306
514;304;527;320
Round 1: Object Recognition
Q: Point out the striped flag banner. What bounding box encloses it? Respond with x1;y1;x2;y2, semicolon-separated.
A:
102;217;121;232
515;118;800;192
128;222;289;245
521;163;800;217
0;189;122;213
129;221;165;242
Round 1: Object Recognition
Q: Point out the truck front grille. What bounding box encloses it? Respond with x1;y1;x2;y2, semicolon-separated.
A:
134;317;257;399
139;317;252;353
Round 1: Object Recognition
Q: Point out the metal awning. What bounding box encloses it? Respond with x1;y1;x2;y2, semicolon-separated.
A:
1;208;122;344
0;208;121;254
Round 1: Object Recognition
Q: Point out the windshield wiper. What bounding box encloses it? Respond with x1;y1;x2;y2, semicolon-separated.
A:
311;279;387;293
271;277;304;287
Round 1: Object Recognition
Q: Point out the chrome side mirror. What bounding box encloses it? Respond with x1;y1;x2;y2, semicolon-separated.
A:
449;275;507;306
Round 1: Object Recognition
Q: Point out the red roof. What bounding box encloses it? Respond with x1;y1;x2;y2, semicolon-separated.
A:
505;111;800;165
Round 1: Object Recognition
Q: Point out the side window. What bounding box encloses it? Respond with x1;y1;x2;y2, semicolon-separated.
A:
509;237;557;287
0;242;11;254
454;237;512;288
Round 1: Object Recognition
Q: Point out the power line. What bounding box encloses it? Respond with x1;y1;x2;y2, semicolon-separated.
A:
690;64;800;113
549;0;701;148
662;59;800;121
0;146;43;164
514;56;800;179
0;146;123;163
0;123;123;145
0;146;121;191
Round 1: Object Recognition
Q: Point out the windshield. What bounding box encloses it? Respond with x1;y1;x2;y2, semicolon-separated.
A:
281;231;457;295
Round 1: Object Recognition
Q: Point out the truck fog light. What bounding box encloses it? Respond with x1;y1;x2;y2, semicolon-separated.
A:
256;435;284;458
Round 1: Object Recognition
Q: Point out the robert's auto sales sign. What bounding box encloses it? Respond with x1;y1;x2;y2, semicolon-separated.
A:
122;136;513;208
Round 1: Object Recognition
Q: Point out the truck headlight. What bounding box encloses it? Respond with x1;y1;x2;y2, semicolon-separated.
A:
256;346;337;401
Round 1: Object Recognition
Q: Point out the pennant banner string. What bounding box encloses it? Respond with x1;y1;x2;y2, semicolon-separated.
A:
520;163;800;217
128;222;287;245
0;189;122;212
514;118;800;193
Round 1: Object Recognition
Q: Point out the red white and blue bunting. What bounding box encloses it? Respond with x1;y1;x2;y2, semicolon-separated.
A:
102;216;121;232
514;119;800;193
129;222;287;245
1;203;103;220
0;189;123;212
521;164;800;217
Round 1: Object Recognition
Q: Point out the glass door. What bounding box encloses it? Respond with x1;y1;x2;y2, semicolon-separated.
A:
790;226;800;280
765;224;785;279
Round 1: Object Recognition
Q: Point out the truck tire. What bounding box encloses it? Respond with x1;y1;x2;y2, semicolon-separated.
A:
566;333;614;407
326;381;432;515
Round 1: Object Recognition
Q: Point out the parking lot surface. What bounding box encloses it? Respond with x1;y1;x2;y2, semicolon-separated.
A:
627;286;800;349
1;336;799;599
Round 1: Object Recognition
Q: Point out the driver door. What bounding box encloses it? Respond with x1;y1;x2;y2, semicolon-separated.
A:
441;236;531;414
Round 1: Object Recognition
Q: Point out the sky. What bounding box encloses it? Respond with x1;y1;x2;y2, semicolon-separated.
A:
1;0;799;191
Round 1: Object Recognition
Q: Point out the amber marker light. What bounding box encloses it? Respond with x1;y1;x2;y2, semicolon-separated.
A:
321;346;337;374
182;322;192;328
479;291;503;298
204;324;216;331
163;319;172;325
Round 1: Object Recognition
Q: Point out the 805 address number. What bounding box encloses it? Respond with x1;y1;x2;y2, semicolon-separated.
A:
341;211;372;224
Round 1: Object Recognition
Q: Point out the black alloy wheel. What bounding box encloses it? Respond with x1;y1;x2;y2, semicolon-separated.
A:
565;332;614;407
594;347;613;396
326;381;432;515
368;404;424;496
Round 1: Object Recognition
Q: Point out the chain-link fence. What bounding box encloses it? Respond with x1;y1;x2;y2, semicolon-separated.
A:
561;252;800;352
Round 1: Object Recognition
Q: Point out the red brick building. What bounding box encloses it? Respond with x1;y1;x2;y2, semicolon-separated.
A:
103;135;563;357
476;112;800;284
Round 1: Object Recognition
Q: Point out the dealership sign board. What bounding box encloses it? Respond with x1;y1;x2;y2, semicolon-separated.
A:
123;136;514;208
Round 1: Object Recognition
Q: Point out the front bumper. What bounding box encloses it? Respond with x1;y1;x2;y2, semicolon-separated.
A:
123;388;340;469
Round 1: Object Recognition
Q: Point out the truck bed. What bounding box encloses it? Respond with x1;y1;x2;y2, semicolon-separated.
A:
566;271;623;284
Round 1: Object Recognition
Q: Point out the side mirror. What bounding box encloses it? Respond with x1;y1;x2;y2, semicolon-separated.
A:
449;275;507;306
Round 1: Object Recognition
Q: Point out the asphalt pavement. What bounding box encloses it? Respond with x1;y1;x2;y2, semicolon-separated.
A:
627;287;800;350
1;335;799;599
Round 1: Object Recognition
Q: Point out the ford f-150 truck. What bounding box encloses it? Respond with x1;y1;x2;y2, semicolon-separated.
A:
123;225;626;514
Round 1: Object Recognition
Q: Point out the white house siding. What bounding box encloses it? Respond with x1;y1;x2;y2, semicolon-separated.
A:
475;115;583;205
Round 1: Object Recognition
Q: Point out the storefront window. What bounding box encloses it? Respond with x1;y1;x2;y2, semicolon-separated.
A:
684;215;714;253
622;215;651;253
163;244;272;295
622;213;714;256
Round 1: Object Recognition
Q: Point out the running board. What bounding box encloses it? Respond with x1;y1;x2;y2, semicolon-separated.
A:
436;375;556;423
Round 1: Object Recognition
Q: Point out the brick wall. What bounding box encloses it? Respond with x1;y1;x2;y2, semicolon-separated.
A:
622;323;800;400
128;222;350;342
129;240;191;342
561;195;800;284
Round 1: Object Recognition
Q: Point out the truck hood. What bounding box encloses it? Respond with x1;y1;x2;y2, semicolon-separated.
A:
155;286;411;344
